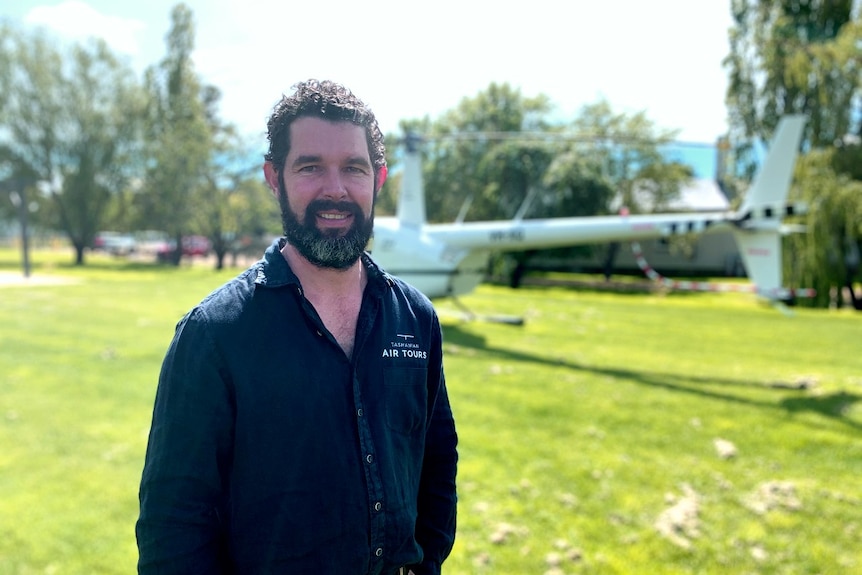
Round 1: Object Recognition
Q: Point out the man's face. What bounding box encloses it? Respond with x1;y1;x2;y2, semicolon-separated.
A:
268;117;377;270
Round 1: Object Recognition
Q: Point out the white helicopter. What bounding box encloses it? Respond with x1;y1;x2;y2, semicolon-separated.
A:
369;115;808;304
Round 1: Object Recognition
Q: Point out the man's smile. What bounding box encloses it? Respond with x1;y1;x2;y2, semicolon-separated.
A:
318;211;351;220
317;210;353;230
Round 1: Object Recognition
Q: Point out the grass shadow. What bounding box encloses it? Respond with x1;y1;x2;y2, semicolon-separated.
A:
443;323;862;434
486;276;658;298
486;272;759;300
780;391;861;426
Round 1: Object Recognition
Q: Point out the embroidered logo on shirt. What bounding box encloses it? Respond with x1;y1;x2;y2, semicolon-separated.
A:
382;333;428;359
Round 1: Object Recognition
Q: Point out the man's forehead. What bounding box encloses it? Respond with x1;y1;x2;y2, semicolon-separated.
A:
288;117;369;151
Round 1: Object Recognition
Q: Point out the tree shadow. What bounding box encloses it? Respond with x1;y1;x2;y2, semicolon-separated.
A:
780;391;861;427
496;275;724;299
485;277;658;299
442;323;862;433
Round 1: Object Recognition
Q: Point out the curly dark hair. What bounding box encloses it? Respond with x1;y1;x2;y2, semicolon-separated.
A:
264;79;386;181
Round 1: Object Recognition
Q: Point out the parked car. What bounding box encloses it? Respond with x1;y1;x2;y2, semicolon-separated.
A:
182;235;212;257
156;235;212;262
135;230;171;256
93;231;136;256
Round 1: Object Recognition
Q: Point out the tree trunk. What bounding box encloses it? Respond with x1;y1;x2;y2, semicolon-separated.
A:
845;281;862;311
170;233;183;266
74;242;85;266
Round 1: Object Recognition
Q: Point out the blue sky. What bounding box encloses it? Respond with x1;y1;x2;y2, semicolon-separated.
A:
2;0;734;152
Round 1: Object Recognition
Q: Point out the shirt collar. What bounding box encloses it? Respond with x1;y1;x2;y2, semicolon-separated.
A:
253;237;394;292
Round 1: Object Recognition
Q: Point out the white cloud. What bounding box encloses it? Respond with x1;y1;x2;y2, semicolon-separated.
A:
24;0;145;56
15;0;733;143
182;0;732;142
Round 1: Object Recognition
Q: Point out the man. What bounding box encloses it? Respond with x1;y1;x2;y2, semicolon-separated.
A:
136;80;458;575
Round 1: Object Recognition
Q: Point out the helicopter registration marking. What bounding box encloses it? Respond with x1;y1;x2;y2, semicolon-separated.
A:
489;229;525;243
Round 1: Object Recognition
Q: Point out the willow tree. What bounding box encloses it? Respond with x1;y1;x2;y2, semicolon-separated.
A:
785;149;862;308
725;0;862;307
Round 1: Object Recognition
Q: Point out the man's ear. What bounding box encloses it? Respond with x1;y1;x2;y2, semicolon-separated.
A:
263;162;280;197
376;165;388;192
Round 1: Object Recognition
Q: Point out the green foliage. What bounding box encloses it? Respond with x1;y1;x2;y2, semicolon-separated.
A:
724;0;862;172
554;100;691;216
135;4;218;262
725;1;862;309
412;90;694;278
786;149;862;308
195;134;281;270
0;23;145;264
831;139;862;180
418;89;692;225
0;4;307;274
476;140;554;219
420;83;554;223
0;250;859;574
129;4;272;270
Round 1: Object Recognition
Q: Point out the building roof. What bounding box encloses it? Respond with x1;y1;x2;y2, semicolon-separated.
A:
673;178;730;211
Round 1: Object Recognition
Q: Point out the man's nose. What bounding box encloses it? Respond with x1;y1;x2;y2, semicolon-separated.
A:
321;169;348;200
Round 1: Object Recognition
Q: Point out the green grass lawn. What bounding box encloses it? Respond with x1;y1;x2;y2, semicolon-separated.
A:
1;248;860;574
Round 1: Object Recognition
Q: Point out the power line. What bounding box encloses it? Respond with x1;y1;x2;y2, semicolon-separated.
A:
407;131;717;148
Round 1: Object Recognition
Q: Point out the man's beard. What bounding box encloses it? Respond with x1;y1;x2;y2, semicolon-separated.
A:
278;185;374;270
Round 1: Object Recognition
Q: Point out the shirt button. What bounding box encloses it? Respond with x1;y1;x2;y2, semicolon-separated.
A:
366;454;373;464
374;501;382;512
357;408;363;417
375;547;383;557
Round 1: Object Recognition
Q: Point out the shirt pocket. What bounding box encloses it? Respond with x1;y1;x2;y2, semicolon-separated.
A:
383;366;428;435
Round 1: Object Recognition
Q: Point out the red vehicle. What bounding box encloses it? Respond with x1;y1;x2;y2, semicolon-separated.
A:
156;235;212;261
181;235;212;257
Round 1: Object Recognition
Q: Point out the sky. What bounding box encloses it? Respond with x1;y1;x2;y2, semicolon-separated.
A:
1;0;735;147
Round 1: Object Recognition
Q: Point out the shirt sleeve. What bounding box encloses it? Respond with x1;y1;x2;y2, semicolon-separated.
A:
136;309;234;574
410;314;458;575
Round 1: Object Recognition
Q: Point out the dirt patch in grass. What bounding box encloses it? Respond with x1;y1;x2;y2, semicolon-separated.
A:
0;271;79;287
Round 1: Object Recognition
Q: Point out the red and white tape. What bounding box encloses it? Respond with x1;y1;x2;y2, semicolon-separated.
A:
630;241;816;299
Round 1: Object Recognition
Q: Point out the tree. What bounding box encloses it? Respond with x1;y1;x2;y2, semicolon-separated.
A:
403;85;693;284
421;83;554;223
136;3;216;265
548;100;694;279
725;0;862;172
725;0;862;308
554;100;692;216
786;149;862;308
0;24;144;264
193;133;279;270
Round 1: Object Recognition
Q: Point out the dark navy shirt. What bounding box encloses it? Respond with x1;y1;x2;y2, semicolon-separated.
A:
136;239;457;575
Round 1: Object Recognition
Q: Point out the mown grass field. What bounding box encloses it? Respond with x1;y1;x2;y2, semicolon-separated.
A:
1;248;860;574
